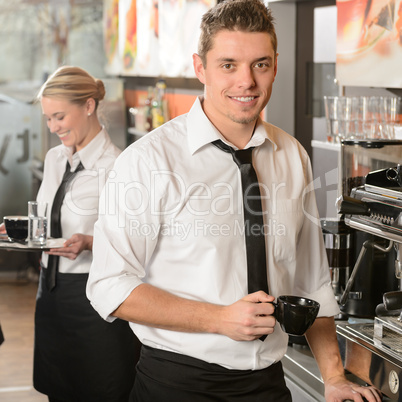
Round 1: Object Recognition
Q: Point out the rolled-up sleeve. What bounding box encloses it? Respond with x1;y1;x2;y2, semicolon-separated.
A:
87;146;161;321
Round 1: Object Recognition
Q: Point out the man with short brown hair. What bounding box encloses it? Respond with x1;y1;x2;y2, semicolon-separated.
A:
88;1;381;401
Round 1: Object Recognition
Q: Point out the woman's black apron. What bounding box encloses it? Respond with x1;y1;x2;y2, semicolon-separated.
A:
34;268;140;402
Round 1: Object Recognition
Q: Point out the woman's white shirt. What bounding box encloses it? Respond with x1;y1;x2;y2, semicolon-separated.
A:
37;128;121;274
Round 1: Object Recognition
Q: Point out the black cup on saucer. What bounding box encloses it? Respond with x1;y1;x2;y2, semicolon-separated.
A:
274;295;320;336
3;216;29;243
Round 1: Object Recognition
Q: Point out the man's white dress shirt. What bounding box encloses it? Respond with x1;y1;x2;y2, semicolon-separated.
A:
37;128;121;274
87;98;340;370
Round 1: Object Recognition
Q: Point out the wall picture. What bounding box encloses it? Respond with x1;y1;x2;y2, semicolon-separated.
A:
103;0;215;77
336;0;402;88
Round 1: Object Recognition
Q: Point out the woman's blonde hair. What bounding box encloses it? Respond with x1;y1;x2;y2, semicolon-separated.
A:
37;66;105;110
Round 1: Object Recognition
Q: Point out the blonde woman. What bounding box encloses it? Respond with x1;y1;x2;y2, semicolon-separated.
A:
33;66;137;402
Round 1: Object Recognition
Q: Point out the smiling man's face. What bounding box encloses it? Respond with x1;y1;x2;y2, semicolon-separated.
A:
193;29;277;136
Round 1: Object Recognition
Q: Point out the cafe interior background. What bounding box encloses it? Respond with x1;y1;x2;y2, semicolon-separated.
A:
1;0;402;401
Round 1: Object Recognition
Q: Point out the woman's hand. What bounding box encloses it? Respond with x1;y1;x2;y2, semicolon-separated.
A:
46;233;93;260
0;223;6;234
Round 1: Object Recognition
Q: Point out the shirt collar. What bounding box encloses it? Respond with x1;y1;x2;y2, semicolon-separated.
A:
187;97;278;154
58;127;110;170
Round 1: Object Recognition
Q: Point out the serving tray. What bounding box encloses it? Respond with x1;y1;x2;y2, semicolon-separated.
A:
0;236;66;252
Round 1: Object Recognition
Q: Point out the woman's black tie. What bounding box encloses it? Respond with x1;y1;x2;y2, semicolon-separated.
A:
46;161;84;291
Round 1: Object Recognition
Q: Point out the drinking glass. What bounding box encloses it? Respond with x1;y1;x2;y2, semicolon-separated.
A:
324;96;341;142
28;201;48;247
381;97;402;139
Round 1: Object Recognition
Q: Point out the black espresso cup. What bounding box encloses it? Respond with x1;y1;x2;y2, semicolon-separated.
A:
3;216;29;243
274;295;320;336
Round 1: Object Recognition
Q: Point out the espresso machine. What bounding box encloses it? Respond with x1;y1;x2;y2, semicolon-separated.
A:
326;140;402;318
335;140;402;400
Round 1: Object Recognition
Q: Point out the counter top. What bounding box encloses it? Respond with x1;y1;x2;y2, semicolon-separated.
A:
283;342;325;401
283;326;373;402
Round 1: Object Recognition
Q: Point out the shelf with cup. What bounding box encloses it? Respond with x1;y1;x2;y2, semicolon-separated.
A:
311;140;341;152
127;127;149;138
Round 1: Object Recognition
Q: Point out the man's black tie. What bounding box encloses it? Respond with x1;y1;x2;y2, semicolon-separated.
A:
213;140;269;341
46;161;84;291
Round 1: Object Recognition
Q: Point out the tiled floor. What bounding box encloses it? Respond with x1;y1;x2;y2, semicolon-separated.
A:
0;270;47;402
